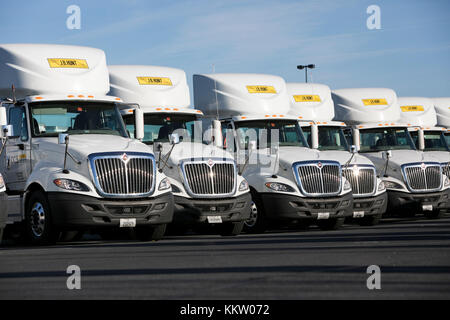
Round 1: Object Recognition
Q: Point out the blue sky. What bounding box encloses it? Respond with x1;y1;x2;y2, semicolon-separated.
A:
1;0;449;101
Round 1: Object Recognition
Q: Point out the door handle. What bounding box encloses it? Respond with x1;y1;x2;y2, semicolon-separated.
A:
16;144;25;150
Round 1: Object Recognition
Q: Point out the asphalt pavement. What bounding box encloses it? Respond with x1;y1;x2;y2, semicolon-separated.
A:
1;215;450;300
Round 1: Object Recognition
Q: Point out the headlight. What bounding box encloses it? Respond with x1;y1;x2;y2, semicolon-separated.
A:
158;177;171;191
377;181;386;192
53;179;90;192
343;179;352;191
0;174;5;189
383;181;404;190
444;176;450;188
239;180;249;192
265;182;295;192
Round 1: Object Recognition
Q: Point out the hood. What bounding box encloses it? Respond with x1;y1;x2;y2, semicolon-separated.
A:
159;141;235;166
319;150;374;167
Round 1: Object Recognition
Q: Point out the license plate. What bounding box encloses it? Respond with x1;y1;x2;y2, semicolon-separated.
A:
422;205;433;211
353;211;365;218
207;216;223;224
120;218;136;228
317;212;330;220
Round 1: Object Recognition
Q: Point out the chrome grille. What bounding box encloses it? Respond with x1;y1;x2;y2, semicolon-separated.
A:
90;153;155;197
403;163;442;192
343;166;376;196
294;161;342;196
182;160;236;197
442;163;450;178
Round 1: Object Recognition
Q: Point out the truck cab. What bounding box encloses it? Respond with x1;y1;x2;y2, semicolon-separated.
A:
194;73;354;232
398;97;450;214
108;65;251;236
333;88;449;218
286;83;387;225
0;44;173;244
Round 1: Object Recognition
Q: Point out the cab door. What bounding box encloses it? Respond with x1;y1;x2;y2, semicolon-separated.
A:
1;104;32;191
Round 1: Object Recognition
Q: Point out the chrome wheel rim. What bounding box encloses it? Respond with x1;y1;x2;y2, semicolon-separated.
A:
31;202;46;238
245;201;258;228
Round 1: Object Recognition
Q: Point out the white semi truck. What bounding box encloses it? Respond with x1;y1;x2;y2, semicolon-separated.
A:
333;88;449;218
108;65;251;236
398;97;449;214
286;83;387;225
433;97;450;146
194;73;354;232
0;44;174;244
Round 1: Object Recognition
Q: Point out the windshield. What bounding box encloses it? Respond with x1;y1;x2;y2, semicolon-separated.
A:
123;113;200;144
302;125;348;151
234;120;308;149
445;132;450;147
29;101;127;137
360;127;416;152
410;130;449;152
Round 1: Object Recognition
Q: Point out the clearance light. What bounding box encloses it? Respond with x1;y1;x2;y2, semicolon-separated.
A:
78;95;84;98
68;95;75;98
35;96;43;100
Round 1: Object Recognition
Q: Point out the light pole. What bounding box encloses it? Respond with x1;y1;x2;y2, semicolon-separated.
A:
297;64;315;83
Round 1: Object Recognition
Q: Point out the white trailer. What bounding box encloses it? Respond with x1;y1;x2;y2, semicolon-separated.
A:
333;88;449;218
108;65;251;236
398;97;449;213
287;83;387;225
0;44;174;244
194;73;354;232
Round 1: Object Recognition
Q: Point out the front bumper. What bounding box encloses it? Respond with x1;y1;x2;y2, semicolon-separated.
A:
0;192;7;229
260;192;353;221
387;189;449;212
173;193;252;224
48;192;174;228
352;192;388;217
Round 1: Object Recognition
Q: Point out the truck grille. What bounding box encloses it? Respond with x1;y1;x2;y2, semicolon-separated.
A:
182;160;236;197
442;163;450;178
343;166;376;196
294;161;342;196
403;163;442;192
89;153;155;197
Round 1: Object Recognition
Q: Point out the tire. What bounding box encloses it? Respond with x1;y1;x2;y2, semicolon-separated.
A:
219;221;244;236
25;191;59;245
243;191;267;234
135;224;167;241
359;213;382;226
424;209;445;219
317;217;345;231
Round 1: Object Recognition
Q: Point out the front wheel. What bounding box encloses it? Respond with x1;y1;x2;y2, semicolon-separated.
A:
219;221;244;236
25;191;59;245
317;217;345;231
243;191;267;234
135;224;167;241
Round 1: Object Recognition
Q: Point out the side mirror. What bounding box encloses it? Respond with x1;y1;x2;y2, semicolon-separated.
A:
58;133;68;145
383;150;392;159
350;145;357;154
134;108;144;140
153;142;163;155
1;125;13;138
169;133;180;145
